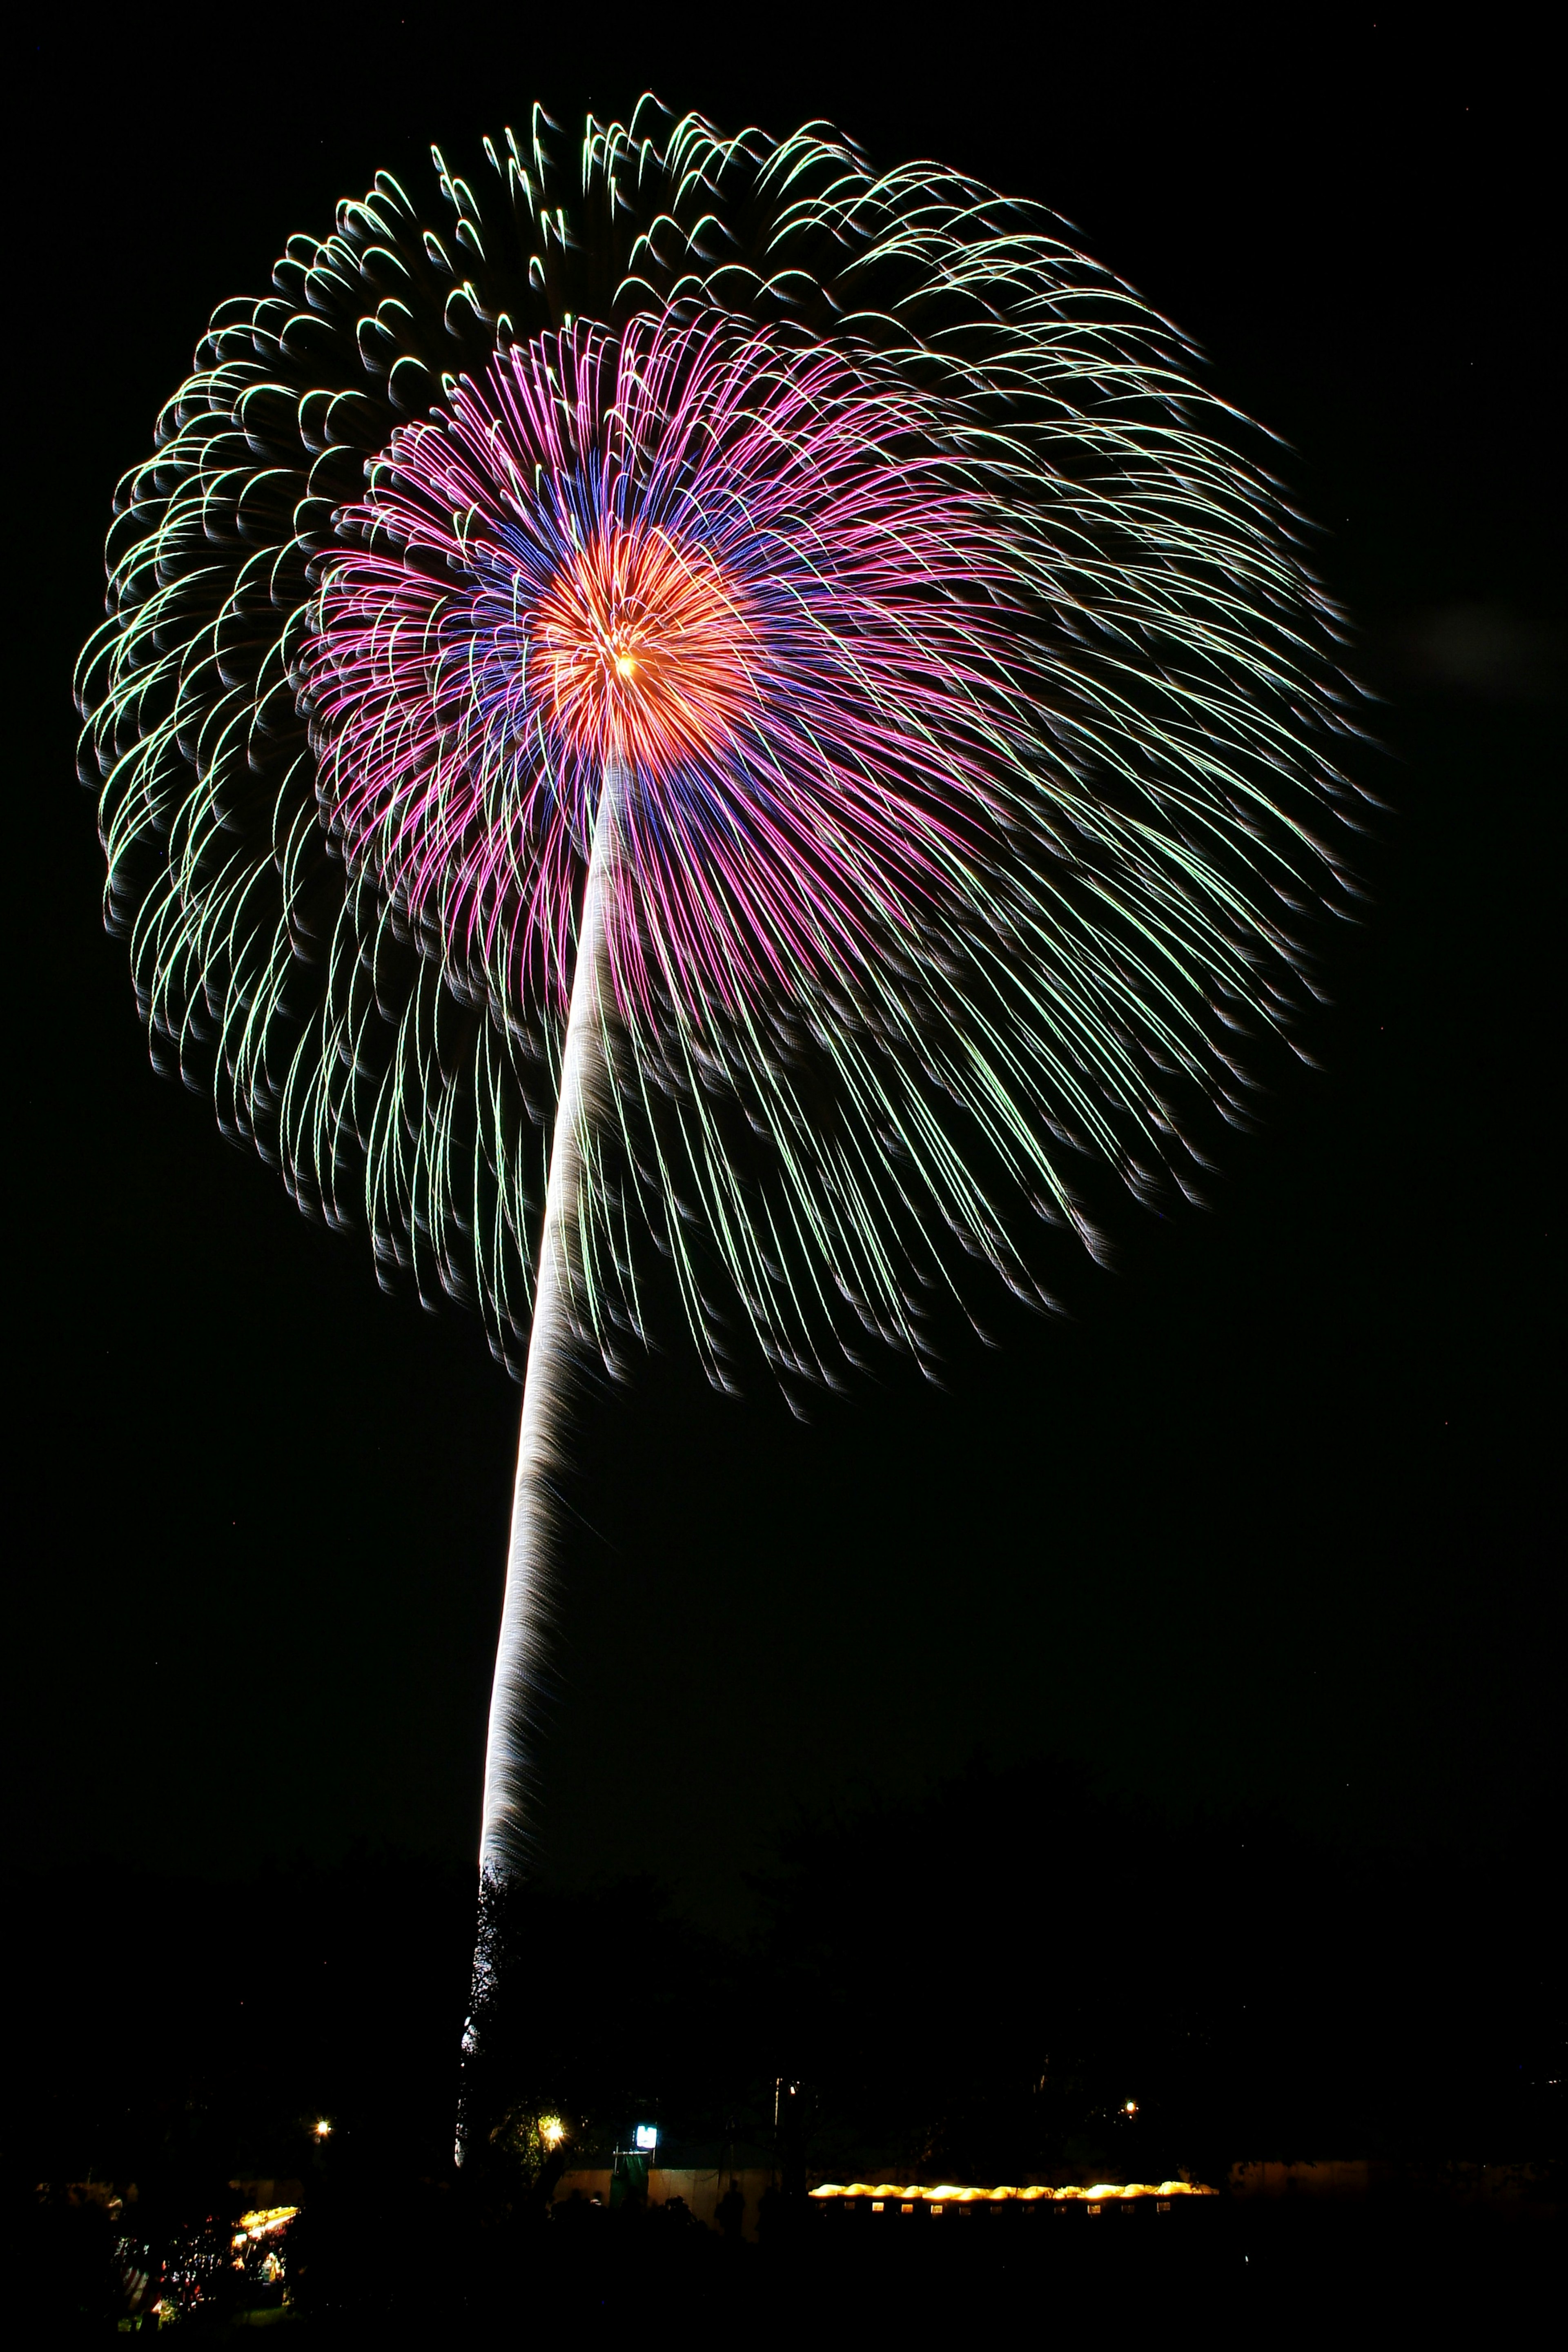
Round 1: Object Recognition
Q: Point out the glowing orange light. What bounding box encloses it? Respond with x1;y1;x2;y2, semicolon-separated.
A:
237;2206;300;2237
808;2180;1215;2203
532;522;759;775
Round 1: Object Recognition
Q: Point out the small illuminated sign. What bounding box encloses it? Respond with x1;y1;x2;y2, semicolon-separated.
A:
633;2123;658;2153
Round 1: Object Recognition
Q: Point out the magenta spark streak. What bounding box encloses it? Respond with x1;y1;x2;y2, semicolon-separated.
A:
303;314;1038;1029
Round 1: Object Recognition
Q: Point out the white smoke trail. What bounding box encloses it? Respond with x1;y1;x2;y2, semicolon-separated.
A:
458;774;619;2159
479;769;619;1882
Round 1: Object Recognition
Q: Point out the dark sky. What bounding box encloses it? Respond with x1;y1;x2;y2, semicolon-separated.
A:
11;8;1557;1931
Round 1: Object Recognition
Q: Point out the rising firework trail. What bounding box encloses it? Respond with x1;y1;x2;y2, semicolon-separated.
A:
76;103;1368;2127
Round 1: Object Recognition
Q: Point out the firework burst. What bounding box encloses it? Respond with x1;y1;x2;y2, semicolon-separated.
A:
77;104;1368;1902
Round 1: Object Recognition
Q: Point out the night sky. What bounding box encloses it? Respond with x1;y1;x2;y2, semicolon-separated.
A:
11;10;1557;1936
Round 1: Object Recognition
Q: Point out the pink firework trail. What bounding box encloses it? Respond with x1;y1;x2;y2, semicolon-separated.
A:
306;316;1031;1031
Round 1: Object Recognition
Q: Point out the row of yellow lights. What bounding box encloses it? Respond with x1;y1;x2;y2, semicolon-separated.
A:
811;2180;1213;2203
234;2206;300;2243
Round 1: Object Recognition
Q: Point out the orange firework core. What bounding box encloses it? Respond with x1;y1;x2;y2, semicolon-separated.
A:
530;523;759;774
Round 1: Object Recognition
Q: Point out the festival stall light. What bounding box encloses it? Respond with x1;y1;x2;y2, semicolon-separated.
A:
234;2206;301;2242
810;2180;1214;2203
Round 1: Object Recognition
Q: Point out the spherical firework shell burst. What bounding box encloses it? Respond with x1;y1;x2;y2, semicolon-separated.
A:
78;104;1368;1387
